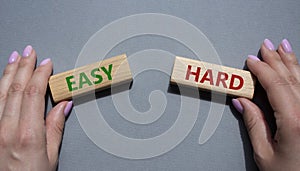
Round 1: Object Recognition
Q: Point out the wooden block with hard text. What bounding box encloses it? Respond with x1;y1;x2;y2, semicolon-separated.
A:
170;56;255;99
49;54;132;103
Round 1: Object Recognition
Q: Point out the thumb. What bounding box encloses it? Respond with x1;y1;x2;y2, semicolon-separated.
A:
232;98;274;163
45;101;73;168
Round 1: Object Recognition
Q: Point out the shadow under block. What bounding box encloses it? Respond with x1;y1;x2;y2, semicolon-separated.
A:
49;54;132;103
170;56;255;99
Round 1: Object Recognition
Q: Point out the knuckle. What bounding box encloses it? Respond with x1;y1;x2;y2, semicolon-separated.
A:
286;55;299;65
253;152;263;164
272;78;286;85
24;85;42;97
8;83;24;94
286;75;298;85
18;128;38;147
53;122;64;135
0;126;13;148
0;134;7;149
34;67;45;74
291;117;300;135
0;91;7;102
46;119;64;136
2;66;12;77
253;152;271;170
293;58;299;65
271;75;299;87
18;59;29;68
246;119;257;135
245;114;262;135
272;55;282;62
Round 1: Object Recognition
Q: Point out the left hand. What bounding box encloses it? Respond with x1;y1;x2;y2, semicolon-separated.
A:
0;45;72;171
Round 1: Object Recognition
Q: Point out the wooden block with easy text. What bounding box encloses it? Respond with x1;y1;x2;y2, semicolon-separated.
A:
170;56;255;99
49;54;132;103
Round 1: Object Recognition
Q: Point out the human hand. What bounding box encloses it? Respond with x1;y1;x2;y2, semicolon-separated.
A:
0;46;73;171
232;39;300;171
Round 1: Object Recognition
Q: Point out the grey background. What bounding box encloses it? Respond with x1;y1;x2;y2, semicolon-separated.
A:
1;0;300;170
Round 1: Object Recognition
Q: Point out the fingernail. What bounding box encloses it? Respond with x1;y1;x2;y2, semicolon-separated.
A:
8;51;19;64
39;58;51;66
263;39;275;51
64;101;73;116
248;55;261;61
232;99;244;114
22;45;33;57
281;39;293;53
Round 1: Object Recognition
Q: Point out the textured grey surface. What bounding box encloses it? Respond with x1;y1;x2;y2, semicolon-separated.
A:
1;0;300;170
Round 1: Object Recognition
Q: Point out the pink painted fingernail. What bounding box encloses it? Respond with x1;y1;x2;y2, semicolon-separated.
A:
232;99;244;114
22;45;33;57
39;58;51;66
281;39;293;53
64;101;73;116
263;39;275;51
248;55;260;61
8;51;19;64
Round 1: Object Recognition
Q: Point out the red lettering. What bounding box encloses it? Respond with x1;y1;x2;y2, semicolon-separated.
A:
200;69;213;85
216;72;228;88
185;65;201;82
229;74;244;90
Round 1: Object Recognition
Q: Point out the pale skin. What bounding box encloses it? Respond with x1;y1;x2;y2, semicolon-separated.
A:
0;46;72;171
0;39;299;170
233;39;300;171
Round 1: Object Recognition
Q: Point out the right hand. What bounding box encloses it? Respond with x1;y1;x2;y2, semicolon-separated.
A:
232;39;300;171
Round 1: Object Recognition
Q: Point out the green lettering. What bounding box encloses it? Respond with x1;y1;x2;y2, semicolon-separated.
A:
101;64;113;80
91;68;103;84
79;72;92;89
66;75;78;92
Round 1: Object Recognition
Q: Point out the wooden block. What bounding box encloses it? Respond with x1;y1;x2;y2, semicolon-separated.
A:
170;56;255;99
49;54;132;102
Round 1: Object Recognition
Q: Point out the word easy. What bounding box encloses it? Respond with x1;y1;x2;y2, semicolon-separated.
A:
49;54;132;102
170;56;255;99
65;64;113;92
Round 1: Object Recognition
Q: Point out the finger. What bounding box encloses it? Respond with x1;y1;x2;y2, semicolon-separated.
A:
277;39;300;81
1;45;36;123
232;98;274;162
260;39;292;79
246;55;295;115
46;101;72;168
0;51;21;120
19;58;52;132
